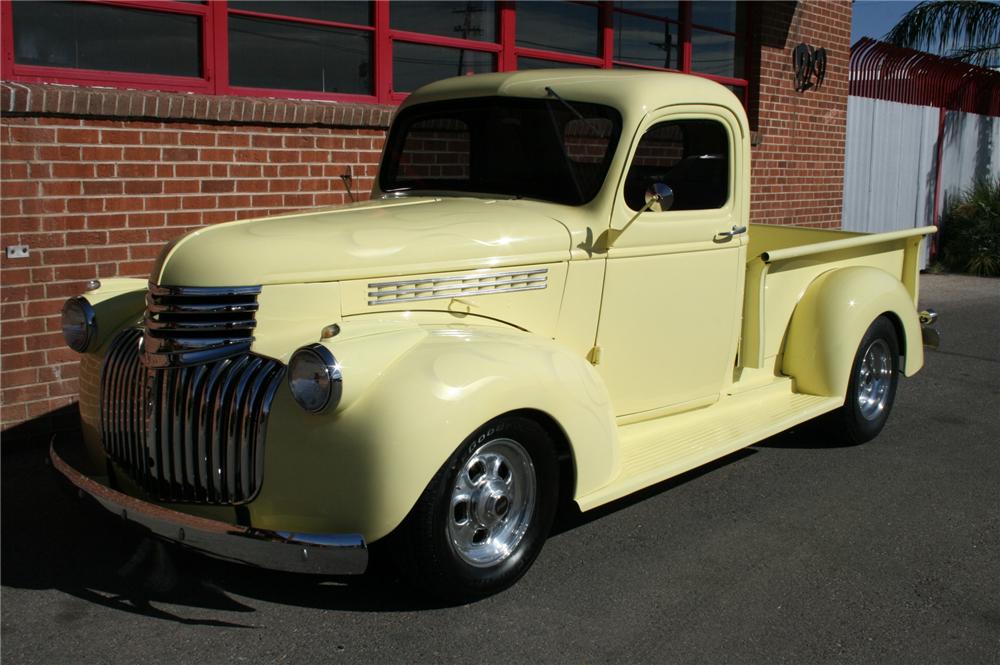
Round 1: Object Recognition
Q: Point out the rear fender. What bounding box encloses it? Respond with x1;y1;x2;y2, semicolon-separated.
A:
782;266;923;398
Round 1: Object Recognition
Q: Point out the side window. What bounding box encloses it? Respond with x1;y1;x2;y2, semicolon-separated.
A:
623;119;729;212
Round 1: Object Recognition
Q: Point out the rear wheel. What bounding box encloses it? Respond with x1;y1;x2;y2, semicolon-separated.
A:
394;415;558;601
830;316;900;444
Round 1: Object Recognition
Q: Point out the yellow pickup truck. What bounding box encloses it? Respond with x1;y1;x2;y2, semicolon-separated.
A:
54;70;938;600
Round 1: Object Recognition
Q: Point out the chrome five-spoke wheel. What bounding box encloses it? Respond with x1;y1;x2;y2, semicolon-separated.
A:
831;315;900;444
447;438;537;567
394;415;558;601
856;338;893;421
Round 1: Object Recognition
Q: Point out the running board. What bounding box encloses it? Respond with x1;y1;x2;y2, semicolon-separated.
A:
577;380;842;511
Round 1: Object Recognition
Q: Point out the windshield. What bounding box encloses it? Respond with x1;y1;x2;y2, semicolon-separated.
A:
379;96;622;206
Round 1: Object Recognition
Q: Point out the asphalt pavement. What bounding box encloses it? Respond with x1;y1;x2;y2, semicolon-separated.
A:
2;273;998;664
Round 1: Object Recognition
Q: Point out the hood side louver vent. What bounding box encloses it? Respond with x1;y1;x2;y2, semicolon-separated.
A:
367;268;547;306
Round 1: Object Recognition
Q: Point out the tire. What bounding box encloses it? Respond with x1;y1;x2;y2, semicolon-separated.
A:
830;315;900;444
394;415;558;601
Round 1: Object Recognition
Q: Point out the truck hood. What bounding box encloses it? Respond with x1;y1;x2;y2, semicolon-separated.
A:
154;197;573;287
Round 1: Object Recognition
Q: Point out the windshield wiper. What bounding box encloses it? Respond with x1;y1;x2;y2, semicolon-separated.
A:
544;86;605;138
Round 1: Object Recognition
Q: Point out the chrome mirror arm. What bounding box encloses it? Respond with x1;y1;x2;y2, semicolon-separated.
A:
606;183;674;249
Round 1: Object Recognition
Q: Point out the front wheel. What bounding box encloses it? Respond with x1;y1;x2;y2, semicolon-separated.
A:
829;315;900;444
394;415;558;601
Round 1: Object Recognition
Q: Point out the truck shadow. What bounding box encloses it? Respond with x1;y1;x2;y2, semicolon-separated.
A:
1;417;841;621
0;432;479;619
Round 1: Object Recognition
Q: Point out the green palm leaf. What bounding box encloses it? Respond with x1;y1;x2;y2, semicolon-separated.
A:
885;0;1000;67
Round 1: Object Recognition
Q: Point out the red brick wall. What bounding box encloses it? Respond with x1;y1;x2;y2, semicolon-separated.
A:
1;88;389;433
749;0;852;228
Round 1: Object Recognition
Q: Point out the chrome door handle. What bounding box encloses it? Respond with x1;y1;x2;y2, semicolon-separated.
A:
716;225;747;239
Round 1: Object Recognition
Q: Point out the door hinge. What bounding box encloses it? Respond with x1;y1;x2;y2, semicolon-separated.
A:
587;345;602;365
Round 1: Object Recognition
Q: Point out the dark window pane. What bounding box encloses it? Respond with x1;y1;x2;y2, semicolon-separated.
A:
623;119;729;211
518;57;597;70
382;97;622;205
725;85;745;103
397;118;472;182
691;29;744;78
613;1;679;21
613;13;679;69
229;2;370;26
229;16;371;94
391;1;496;42
12;1;201;77
516;2;598;56
394;43;494;92
692;1;742;32
563;117;615;166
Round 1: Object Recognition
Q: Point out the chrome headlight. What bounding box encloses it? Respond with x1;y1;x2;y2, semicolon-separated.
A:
61;296;97;352
288;344;343;413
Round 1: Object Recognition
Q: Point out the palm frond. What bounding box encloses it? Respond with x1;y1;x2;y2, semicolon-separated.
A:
946;42;1000;67
885;0;1000;65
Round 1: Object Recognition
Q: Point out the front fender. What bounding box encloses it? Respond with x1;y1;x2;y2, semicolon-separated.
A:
252;319;617;542
782;266;923;398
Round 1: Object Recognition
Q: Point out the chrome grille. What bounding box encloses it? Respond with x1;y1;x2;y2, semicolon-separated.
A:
100;328;285;505
143;284;261;368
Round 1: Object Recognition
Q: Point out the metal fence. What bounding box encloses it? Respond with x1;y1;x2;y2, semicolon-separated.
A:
843;40;1000;266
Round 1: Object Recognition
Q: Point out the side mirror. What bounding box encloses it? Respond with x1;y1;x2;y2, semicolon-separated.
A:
644;182;674;212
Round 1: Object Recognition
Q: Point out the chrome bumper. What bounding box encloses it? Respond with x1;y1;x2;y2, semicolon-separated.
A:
920;308;940;349
50;439;368;575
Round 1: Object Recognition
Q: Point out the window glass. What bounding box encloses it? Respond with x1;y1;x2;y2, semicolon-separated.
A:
516;2;599;56
691;29;744;78
394;44;494;92
614;1;679;21
229;16;371;94
12;1;201;77
692;1;740;32
382;97;622;205
391;1;496;42
228;2;371;26
613;13;679;69
563;117;616;165
397;118;472;182
623;120;729;211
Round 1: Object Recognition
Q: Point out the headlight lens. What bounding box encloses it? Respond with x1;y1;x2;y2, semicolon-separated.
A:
288;344;343;413
61;296;97;352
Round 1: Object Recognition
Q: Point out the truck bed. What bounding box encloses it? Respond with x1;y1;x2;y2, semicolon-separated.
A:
739;223;936;379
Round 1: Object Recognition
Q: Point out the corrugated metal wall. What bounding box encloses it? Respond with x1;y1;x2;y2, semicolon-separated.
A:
843;96;1000;266
939;111;1000;209
843;97;939;234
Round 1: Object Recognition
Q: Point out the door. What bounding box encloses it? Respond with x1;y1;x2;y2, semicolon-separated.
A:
595;107;747;417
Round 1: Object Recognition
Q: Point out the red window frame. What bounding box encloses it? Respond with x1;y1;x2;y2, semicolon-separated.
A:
608;2;751;99
0;0;752;106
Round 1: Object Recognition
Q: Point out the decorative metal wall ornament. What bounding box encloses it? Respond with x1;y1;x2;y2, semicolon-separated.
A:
793;43;827;92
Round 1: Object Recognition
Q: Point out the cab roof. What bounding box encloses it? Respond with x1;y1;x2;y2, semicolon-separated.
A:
400;69;744;123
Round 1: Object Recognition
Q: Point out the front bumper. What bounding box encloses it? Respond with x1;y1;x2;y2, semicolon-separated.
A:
50;438;368;575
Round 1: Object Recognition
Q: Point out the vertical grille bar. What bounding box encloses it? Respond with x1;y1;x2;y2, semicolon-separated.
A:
145;367;161;491
171;366;190;498
220;356;251;503
126;350;149;482
254;371;284;499
109;334;130;463
184;365;208;500
239;363;272;500
100;328;283;505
